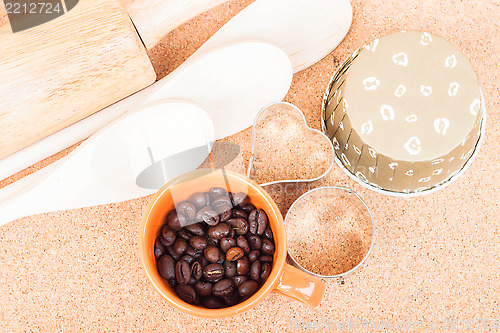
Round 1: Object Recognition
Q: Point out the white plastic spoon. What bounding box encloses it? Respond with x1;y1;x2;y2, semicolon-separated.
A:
0;0;351;179
0;42;292;225
193;0;353;72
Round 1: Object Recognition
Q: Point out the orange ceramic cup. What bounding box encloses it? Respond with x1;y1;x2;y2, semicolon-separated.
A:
139;169;325;318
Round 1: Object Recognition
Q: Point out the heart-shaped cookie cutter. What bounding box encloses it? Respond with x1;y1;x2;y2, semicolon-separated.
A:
247;102;335;186
246;102;375;278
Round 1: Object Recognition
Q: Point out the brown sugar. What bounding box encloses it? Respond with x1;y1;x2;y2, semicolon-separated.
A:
285;188;373;276
250;103;333;185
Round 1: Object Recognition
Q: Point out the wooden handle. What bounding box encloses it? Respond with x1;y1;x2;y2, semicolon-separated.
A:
0;0;156;161
126;0;229;50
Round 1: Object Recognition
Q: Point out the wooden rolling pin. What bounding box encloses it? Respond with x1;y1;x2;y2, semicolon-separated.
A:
0;0;228;160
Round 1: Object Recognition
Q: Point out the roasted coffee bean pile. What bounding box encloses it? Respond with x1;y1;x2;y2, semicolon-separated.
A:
154;187;275;309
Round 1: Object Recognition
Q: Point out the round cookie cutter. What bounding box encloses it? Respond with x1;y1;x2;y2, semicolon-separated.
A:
247;102;375;278
285;186;375;278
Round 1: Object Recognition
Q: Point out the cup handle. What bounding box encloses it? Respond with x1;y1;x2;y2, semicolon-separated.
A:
274;264;325;307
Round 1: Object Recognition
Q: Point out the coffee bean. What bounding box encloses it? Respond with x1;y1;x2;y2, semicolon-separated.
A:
236;236;250;254
227;226;235;239
161;225;176;246
166;211;186;231
248;235;262;250
179;254;195;265
185;223;205;236
154;237;167;260
260;263;272;281
157;255;176;282
240;203;255;214
223;260;237;278
160;236;172;249
191;261;203;281
213;279;235;297
231;192;250;207
220;237;236;252
248;212;258;235
167;279;177;288
232;275;248;289
207;238;218;247
203;193;211;205
175;260;191;285
190;236;207;251
178;228;194;241
196;206;219;226
211;196;232;209
208;223;231;240
177;201;197;220
261;238;275;255
236;257;250;276
203;296;225;309
238;280;258;298
199;256;209;267
259;255;273;263
215;205;232;222
248;250;260;263
227;218;249;236
167;245;181;261
226;247;244;262
156;189;276;309
248;209;267;235
256;210;268;235
203;263;224;283
185;245;202;258
194;281;213;297
232;209;248;220
250;260;261;282
173;238;187;255
176;284;199;304
204;245;221;263
209;187;227;199
263;226;274;240
223;292;241;307
188;192;208;209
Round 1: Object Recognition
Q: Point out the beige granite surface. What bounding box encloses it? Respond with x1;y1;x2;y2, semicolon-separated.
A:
1;0;499;332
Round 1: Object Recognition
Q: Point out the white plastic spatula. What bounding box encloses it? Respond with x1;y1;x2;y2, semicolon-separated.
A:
0;0;351;180
0;102;213;225
0;42;293;225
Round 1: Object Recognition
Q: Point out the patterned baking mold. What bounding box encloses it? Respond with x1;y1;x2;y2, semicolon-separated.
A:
321;31;486;196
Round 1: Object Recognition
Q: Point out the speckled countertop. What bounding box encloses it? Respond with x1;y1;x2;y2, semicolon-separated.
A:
1;0;499;332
